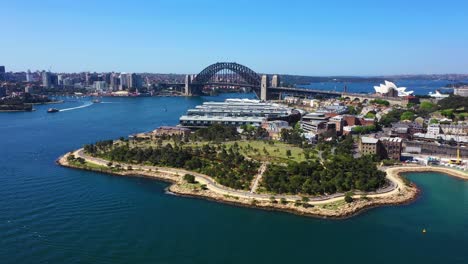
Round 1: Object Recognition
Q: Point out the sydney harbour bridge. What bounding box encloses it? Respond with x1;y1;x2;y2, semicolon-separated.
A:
181;62;402;104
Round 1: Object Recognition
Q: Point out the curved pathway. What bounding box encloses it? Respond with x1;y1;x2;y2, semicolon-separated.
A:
72;149;404;205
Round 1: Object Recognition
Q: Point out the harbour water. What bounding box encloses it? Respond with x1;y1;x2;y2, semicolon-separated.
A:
301;79;467;95
1;94;467;263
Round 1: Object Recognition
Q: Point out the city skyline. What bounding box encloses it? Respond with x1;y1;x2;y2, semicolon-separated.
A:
1;0;468;75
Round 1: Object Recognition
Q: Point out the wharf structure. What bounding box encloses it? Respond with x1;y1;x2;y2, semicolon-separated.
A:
179;99;295;128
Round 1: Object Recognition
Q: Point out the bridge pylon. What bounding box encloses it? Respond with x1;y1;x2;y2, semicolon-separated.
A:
260;75;269;101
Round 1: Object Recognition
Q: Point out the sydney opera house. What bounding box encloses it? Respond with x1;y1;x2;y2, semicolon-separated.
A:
374;81;414;97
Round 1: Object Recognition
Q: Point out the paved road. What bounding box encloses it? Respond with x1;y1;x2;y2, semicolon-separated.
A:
72;149;400;204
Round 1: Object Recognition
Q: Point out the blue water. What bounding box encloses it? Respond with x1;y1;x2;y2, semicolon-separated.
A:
1;95;467;264
301;79;467;95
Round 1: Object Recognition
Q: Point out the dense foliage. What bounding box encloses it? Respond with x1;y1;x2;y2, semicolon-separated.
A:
193;124;239;142
262;155;386;195
438;95;468;110
85;140;259;190
370;99;390;106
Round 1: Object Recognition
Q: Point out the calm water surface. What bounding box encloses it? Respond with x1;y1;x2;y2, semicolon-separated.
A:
1;94;467;264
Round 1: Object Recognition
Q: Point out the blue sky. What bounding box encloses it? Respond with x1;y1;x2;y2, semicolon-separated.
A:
1;0;468;75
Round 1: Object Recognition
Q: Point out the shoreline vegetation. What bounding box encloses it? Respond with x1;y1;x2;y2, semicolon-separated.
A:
56;149;467;218
0;92;63;112
56;125;467;218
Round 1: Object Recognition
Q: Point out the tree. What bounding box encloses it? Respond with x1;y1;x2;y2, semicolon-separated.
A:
400;111;415;121
183;174;196;184
344;192;354;203
286;149;292;157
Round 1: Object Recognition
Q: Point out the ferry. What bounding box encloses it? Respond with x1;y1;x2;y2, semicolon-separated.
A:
47;108;59;113
428;90;450;99
92;98;102;103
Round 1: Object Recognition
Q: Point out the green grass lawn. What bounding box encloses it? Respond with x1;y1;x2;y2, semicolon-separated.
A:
122;138;308;163
223;140;306;162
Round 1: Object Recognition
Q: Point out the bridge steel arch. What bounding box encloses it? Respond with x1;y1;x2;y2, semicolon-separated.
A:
189;62;261;96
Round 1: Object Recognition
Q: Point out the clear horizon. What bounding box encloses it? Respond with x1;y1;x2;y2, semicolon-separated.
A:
1;0;468;76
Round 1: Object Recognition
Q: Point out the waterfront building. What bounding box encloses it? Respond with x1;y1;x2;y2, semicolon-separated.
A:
119;73;128;90
374;81;413;97
42;71;51;88
454;87;468;97
110;73;120;91
93;81;107;91
180;99;293;128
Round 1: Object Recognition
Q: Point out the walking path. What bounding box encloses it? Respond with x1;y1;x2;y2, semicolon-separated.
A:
250;162;267;193
71;148;404;204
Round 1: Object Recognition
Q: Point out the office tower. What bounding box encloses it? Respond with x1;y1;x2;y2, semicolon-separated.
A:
0;66;5;82
57;74;64;86
119;73;128;90
110;73;120;91
42;71;51;88
26;70;32;82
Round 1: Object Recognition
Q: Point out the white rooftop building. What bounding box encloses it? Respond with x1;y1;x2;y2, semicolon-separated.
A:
374;81;414;97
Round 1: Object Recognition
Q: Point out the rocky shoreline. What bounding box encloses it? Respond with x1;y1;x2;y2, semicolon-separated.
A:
56;152;465;219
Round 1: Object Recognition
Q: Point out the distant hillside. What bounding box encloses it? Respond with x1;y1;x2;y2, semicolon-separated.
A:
280;75;385;86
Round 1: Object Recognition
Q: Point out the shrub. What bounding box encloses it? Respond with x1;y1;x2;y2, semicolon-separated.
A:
183;174;196;184
344;192;354;203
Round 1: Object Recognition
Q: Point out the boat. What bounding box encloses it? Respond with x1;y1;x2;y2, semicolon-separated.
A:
92;99;101;103
429;90;450;99
47;108;59;113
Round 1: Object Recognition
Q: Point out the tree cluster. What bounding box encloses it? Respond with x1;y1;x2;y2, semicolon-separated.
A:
85;141;258;190
262;154;385;195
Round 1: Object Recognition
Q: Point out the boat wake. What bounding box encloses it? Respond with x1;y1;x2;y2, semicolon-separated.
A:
60;102;93;112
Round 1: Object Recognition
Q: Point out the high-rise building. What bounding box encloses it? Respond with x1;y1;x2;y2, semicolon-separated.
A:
110;73;120;91
127;73;142;90
103;73;111;85
26;70;32;82
93;81;107;91
57;74;64;85
119;73;128;90
0;66;5;82
271;75;280;88
42;71;58;88
42;71;51;88
63;77;74;86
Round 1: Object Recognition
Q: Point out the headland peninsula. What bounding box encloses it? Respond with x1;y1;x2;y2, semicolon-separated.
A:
57;125;467;218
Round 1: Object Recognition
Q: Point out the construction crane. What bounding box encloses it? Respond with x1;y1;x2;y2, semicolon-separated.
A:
449;142;462;165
